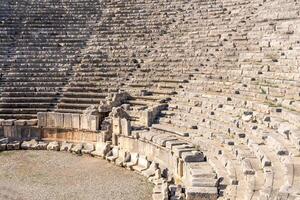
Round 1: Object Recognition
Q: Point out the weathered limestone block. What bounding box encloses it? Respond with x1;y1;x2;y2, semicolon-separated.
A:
7;141;20;150
112;117;121;135
141;110;151;127
190;178;219;187
54;113;64;128
0;143;6;151
124;152;139;169
115;148;127;167
60;141;73;152
0;138;8;151
3;125;16;138
155;136;177;147
249;141;272;167
26;119;38;126
37;112;47;128
242;159;255;175
152;181;169;200
47;113;56;127
132;155;150;172
91;142;111;157
63;113;72;129
106;146;119;162
141;131;158;142
121;118;131;136
71;143;83;155
80;115;89;130
89;115;99;131
181;151;205;162
166;140;187;150
186;187;218;200
2;119;16;126
149;168;162;183
47;141;60;151
35;142;48;150
82;143;95;154
72;114;81;129
172;144;195;158
21;139;38;150
15;120;26;126
142;162;159;178
186;163;217;181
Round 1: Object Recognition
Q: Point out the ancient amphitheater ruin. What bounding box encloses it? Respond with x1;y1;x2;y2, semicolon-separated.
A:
0;0;300;199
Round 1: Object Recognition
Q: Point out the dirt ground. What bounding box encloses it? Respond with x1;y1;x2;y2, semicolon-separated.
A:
0;150;153;200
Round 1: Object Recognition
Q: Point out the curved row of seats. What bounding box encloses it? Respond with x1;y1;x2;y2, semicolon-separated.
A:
143;0;300;197
56;0;187;114
0;136;215;200
121;0;300;199
0;0;103;119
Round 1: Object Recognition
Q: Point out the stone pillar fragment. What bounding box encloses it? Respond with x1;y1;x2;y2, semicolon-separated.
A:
121;118;131;136
112;117;122;135
141;110;151;127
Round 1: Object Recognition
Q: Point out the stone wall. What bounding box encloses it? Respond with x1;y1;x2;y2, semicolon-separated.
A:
37;112;103;132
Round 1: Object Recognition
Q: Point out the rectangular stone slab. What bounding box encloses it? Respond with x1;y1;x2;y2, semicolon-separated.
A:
63;113;72;129
72;114;80;129
186;187;218;200
181;151;205;162
165;140;188;149
54;113;64;128
89;115;99;131
47;112;56;127
2;119;16;126
37;112;47;128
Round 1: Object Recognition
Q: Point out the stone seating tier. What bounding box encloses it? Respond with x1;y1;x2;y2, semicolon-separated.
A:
1;0;300;199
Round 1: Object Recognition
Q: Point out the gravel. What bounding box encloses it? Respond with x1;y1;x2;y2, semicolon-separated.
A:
0;151;153;200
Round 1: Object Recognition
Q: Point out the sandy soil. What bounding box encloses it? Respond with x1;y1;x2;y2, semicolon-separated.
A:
0;150;153;200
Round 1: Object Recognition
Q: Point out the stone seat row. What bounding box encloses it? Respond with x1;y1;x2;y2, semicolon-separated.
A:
183;86;300;138
158;107;293;199
171;92;300;152
131;128;219;199
162;91;300;198
0;138;190;200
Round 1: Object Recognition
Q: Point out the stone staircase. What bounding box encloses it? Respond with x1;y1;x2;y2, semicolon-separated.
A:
1;0;300;199
0;0;102;119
